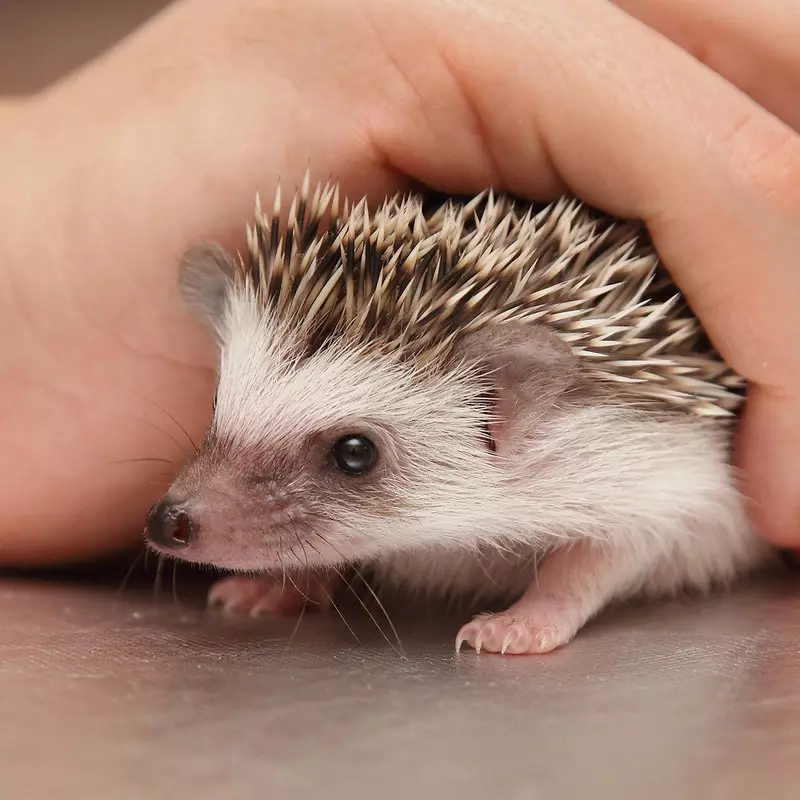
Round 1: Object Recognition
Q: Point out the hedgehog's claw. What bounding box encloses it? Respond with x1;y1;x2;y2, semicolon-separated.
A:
454;614;573;656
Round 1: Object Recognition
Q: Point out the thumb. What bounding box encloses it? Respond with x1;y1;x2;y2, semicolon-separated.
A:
735;384;800;549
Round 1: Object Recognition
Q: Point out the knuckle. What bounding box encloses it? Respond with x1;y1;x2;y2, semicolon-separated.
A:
721;110;800;217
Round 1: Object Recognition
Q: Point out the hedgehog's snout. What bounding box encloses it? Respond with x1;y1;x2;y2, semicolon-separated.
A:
145;498;195;551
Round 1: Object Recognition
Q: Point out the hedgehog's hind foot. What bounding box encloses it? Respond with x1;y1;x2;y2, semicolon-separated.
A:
208;572;339;618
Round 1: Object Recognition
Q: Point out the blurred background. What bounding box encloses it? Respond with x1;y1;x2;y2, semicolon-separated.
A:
0;0;172;95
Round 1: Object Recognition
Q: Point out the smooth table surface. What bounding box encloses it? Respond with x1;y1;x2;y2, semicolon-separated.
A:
1;565;799;800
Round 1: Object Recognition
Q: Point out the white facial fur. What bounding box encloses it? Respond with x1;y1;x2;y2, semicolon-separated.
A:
168;283;520;570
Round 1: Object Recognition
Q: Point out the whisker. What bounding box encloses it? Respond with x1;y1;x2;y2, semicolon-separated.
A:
348;565;405;658
274;537;289;594
135;393;202;455
283;569;315;606
322;564;362;646
283;600;308;655
116;549;145;600
172;562;180;606
136;417;192;460
287;515;312;574
299;539;358;642
345;571;402;656
153;555;166;600
282;571;312;654
284;544;305;576
315;534;404;657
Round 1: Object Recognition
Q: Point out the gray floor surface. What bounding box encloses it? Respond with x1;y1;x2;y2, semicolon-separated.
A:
1;565;799;799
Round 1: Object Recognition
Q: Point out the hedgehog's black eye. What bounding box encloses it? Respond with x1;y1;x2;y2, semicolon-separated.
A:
330;435;377;475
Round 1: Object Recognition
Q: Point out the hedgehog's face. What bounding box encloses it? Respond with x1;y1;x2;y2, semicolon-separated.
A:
144;243;580;571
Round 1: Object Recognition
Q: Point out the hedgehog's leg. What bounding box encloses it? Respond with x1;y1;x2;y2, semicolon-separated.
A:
208;571;342;618
455;539;646;655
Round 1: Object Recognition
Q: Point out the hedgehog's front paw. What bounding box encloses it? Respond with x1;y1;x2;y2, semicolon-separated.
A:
455;612;578;655
208;574;334;618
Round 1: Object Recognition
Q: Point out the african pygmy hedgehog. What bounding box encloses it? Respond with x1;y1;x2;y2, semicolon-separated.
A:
144;174;775;656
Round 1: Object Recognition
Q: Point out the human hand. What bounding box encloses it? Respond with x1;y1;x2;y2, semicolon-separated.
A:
0;0;797;566
608;0;800;552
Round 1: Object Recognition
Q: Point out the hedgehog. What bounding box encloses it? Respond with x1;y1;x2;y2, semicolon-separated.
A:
144;174;777;656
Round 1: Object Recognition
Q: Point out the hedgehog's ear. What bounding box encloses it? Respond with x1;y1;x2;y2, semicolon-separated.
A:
178;243;237;345
454;322;580;453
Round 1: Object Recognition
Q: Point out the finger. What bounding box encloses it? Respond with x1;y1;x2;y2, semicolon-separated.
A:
736;386;800;548
611;0;800;131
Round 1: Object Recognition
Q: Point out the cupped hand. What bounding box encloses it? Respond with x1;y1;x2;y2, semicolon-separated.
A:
0;0;797;566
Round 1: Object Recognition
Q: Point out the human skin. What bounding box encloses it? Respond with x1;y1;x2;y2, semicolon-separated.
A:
0;0;797;567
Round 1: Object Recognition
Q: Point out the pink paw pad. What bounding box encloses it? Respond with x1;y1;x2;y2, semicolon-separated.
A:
455;613;573;655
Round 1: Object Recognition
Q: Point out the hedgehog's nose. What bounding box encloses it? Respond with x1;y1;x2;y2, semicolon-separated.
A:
145;499;195;550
